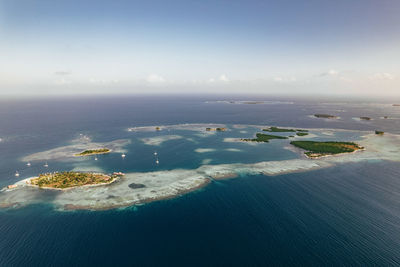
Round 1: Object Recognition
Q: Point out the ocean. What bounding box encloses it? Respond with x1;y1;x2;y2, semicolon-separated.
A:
1;95;400;266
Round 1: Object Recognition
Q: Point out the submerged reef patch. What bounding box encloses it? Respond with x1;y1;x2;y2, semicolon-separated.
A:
22;137;130;162
140;135;183;146
2;125;400;211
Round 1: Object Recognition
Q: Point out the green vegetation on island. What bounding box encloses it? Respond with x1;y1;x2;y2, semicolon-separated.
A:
296;132;309;136
30;171;115;189
263;126;308;133
241;133;288;142
263;127;296;132
263;127;309;138
314;114;338;119
75;148;110;156
375;131;384;135
290;141;363;158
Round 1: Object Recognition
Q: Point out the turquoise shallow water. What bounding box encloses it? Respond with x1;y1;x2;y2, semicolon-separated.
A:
1;95;400;266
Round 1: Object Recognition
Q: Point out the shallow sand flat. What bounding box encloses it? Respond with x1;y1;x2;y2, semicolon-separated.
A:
321;131;335;136
22;138;130;162
0;170;210;210
201;158;213;165
140;135;183;146
128;123;227;133
225;148;242;152
292;133;318;139
195;148;216;153
2;131;400;211
133;123;370;135
223;137;255;144
193;131;218;138
56;170;210;210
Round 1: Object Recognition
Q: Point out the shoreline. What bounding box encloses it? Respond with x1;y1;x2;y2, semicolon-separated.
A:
2;128;399;211
63;177;211;211
27;177;119;191
73;150;112;157
128;122;392;136
5;174;118;192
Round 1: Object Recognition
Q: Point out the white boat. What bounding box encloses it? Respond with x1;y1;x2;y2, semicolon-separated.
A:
15;171;20;177
94;157;98;161
26;162;31;166
44;162;49;168
154;152;158;156
156;160;159;164
121;154;126;158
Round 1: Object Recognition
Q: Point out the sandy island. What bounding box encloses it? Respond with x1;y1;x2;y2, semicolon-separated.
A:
1;125;400;211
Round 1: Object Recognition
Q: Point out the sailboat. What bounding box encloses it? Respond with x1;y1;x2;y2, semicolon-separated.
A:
15;171;20;177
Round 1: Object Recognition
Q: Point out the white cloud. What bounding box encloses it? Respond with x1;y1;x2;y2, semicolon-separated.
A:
318;69;339;77
273;76;296;83
207;74;229;83
55;78;72;85
146;74;166;83
328;69;338;75
370;72;395;80
219;74;229;82
89;78;119;84
54;71;71;76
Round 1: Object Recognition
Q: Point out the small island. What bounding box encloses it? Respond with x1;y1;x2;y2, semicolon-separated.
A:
74;148;110;157
206;127;227;131
314;114;338;119
296;132;309;136
263;126;296;132
290;141;363;158
393;104;400;107
360;117;371;121
375;131;384;135
263;127;308;134
241;133;288;142
29;171;116;189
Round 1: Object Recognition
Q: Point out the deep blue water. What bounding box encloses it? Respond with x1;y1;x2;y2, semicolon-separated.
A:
1;95;400;266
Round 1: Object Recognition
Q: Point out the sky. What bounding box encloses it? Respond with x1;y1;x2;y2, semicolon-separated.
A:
0;0;399;96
